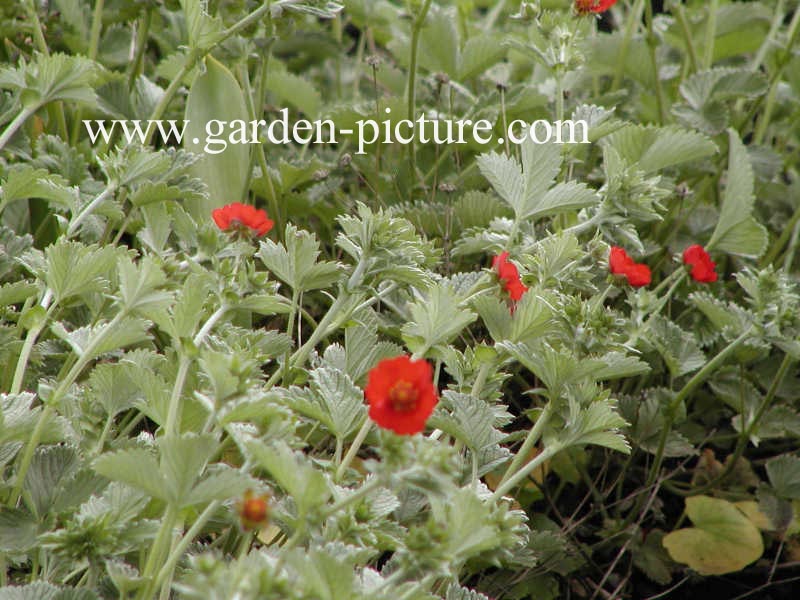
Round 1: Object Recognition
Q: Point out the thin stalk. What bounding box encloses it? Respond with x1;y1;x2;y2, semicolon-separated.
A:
685;353;794;497
0;107;36;153
10;289;55;394
702;0;720;70
674;3;699;73
137;505;179;600
642;327;753;499
491;443;560;501
322;476;383;518
67;186;117;237
335;418;371;482
153;501;221;594
751;0;785;72
497;404;552;488
70;0;105;143
9;311;126;507
611;0;645;91
127;9;153;88
406;0;433;178
644;0;665;124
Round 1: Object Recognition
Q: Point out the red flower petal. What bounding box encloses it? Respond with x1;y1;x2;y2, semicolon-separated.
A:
492;252;528;302
608;246;651;288
212;203;274;237
365;355;438;435
682;244;718;283
575;0;619;14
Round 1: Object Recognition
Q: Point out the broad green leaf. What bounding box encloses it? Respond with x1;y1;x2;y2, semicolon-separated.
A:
401;282;477;355
50;317;152;360
604;125;717;173
0;582;98;600
185;465;257;506
459;35;505;81
258;225;343;292
662;495;764;575
766;454;800;500
644;316;705;378
159;433;217;506
23;445;80;519
708;129;767;257
560;398;630;454
0;52;98;110
36;241;119;304
428;391;507;455
446;584;491;600
184;55;250;218
0;508;38;553
267;62;322;119
117;256;173;314
180;0;225;49
93;448;167;502
0;166;77;214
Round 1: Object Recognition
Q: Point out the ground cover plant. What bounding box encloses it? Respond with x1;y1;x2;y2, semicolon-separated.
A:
1;0;800;598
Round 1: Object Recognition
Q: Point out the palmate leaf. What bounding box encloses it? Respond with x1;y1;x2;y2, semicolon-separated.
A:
603;124;717;173
0;165;78;215
428;392;508;456
0;53;98;110
258;224;343;292
23;445;80;519
50;317;152;360
0;582;98;600
766;455;800;500
117;255;173;315
446;584;491;600
401;282;477;355
93;448;167;502
644;316;706;378
708;129;768;257
558;398;630;454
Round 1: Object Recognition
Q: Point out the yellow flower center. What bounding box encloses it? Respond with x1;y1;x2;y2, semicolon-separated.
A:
389;380;418;413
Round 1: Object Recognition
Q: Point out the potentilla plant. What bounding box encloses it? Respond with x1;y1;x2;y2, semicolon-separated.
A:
1;0;800;599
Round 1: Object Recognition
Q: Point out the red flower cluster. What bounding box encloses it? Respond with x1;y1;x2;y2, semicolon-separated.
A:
609;247;651;287
212;203;274;237
493;252;528;301
575;0;619;14
365;355;438;435
683;245;717;283
237;490;270;530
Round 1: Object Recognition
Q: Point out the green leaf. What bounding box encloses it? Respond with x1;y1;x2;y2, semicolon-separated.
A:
117;255;173;314
180;0;224;49
604;125;717;173
258;224;343;292
266;61;322;119
35;241;119;304
185;464;257;506
93;448;167;502
429;391;507;455
662;495;764;575
184;55;251;218
708;129;767;257
560;398;631;454
446;583;491;600
159;433;217;506
401;282;477;355
644;316;706;378
0;582;98;600
246;440;331;513
0;52;98;110
50;317;152;360
23;445;80;519
0;507;38;553
766;454;800;500
0;165;77;214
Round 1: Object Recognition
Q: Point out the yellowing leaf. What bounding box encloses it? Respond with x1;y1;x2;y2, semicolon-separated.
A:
662;495;764;575
735;501;774;531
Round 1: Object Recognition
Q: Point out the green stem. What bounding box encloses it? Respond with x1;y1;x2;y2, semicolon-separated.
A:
762;199;800;267
0;106;36;153
335;417;371;482
674;3;699;73
67;185;117;237
153;501;220;594
702;0;720;70
684;353;794;497
10;289;55;394
322;476;383;518
611;0;645;91
88;0;105;60
406;0;433;178
643;327;753;497
497;404;552;488
644;0;665;124
127;9;153;88
9;311;126;507
492;443;560;501
137;505;179;600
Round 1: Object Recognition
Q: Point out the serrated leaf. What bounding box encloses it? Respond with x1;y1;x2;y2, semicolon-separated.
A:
159;433;216;506
429;391;506;454
645;316;706;377
446;583;491;600
93;448;167;501
185;464;257;506
23;445;80;519
766;454;800;500
604;125;717;173
258;224;343;292
708;129;766;257
0;582;98;600
663;495;764;575
117;255;172;314
401;282;477;355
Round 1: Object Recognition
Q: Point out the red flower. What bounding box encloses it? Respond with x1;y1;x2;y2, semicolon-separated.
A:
212;203;274;237
492;252;528;301
683;244;717;283
575;0;618;14
237;490;270;530
608;246;651;287
365;355;438;435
